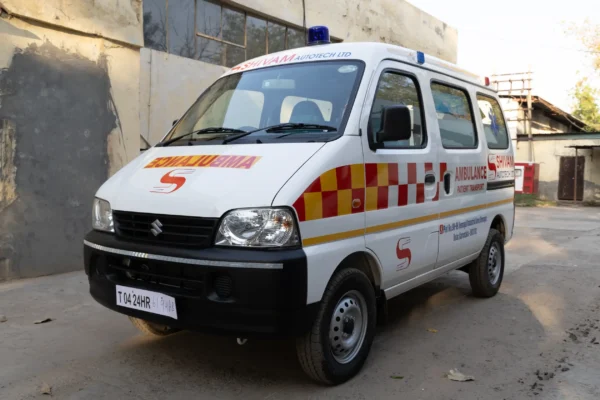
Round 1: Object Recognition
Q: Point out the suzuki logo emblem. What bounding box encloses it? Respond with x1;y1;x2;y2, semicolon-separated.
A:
150;219;163;236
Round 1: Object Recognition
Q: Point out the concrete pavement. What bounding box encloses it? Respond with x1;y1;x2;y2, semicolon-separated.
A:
1;207;600;399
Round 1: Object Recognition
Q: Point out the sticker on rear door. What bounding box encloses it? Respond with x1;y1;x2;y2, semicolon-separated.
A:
488;154;514;180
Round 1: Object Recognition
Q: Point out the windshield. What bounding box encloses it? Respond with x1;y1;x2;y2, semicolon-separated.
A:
160;60;365;145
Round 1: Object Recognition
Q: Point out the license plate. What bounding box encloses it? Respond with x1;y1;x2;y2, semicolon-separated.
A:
116;285;178;320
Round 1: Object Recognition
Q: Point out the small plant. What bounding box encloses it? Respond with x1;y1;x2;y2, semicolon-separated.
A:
515;194;556;207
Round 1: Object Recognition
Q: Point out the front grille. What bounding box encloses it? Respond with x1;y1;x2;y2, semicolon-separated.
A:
113;211;218;247
106;256;206;294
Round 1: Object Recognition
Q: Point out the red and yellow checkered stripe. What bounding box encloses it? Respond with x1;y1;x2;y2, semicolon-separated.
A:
293;164;365;221
293;162;445;222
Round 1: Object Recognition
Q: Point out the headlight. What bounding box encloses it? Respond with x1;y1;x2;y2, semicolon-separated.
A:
215;208;300;248
92;198;114;232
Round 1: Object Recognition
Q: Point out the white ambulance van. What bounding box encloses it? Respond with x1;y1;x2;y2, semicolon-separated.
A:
84;27;515;384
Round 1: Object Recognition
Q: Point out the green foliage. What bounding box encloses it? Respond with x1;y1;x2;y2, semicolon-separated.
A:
514;194;556;207
567;21;600;131
572;79;600;132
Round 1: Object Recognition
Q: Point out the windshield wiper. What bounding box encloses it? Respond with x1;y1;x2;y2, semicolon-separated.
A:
160;127;247;146
221;123;338;144
264;123;337;133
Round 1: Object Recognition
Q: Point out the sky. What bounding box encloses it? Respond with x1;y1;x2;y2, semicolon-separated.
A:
407;0;600;112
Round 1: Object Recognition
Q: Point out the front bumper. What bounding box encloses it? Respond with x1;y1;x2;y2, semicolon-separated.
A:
84;231;318;338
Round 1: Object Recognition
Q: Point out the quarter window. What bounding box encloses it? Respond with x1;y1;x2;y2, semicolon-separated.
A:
369;72;425;149
477;95;509;149
431;83;477;149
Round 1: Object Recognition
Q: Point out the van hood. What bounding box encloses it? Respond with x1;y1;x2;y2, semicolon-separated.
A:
97;143;325;217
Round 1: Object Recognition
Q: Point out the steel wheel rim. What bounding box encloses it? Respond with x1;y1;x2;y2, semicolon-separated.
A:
488;242;502;285
329;290;368;364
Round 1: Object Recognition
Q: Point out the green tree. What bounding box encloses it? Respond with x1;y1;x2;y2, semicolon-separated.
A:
568;21;600;131
572;78;600;131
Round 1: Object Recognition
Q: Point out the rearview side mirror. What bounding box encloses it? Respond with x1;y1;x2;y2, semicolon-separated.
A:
376;105;412;143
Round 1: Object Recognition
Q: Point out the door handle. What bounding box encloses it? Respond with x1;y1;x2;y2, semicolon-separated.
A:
425;174;436;185
444;172;451;194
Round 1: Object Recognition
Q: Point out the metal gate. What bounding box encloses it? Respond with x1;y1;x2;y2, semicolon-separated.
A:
558;156;584;201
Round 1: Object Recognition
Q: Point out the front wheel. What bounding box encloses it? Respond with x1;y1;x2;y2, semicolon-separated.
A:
469;228;505;298
296;268;377;385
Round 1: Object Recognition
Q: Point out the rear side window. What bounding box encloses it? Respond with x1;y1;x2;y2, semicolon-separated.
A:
477;94;509;149
431;82;477;149
368;71;425;149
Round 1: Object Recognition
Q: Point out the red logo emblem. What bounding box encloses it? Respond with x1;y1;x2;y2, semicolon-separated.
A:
396;237;412;271
151;169;195;194
487;155;497;180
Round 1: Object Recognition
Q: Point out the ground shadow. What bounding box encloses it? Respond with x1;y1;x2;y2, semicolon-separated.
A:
107;269;548;399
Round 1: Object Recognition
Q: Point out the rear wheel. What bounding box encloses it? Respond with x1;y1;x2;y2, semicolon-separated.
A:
296;268;376;385
469;228;505;298
129;317;179;337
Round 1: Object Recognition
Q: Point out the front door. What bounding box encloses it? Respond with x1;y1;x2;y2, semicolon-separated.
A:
558;156;584;201
360;61;439;289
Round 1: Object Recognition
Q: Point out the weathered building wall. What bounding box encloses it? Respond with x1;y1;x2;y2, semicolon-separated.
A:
530;110;570;134
140;0;458;146
0;14;140;280
140;49;227;146
1;0;456;280
230;0;458;63
515;139;600;202
0;0;143;46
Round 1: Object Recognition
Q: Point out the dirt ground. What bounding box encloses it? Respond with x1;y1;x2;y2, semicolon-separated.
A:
1;207;600;399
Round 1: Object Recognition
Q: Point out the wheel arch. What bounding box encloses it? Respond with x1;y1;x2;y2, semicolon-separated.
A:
330;251;383;291
490;214;507;239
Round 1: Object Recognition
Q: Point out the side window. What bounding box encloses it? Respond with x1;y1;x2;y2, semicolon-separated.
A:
431;82;477;149
369;72;425;148
477;95;509;149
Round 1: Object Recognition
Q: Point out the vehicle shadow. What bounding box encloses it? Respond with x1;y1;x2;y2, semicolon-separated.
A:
106;269;548;399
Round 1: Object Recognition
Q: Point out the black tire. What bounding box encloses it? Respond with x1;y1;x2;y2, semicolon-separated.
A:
129;316;179;337
469;228;505;298
296;268;377;385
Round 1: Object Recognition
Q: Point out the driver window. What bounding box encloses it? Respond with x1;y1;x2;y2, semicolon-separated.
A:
194;90;264;130
369;71;425;149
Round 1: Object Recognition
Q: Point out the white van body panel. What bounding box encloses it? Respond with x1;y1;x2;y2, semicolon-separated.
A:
92;41;514;307
97;143;324;217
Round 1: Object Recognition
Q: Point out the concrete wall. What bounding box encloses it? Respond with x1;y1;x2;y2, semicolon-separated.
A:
229;0;458;63
530;110;570;134
140;0;458;146
0;0;143;46
0;0;456;280
0;14;140;280
515;139;600;202
140;49;227;146
501;98;573;139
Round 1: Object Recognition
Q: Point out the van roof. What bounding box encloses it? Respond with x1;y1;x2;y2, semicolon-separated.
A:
226;42;495;93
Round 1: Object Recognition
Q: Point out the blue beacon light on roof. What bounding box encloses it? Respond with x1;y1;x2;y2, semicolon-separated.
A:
416;51;425;64
307;26;331;46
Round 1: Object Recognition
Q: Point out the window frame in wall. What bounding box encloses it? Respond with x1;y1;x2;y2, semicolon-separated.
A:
143;0;343;68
